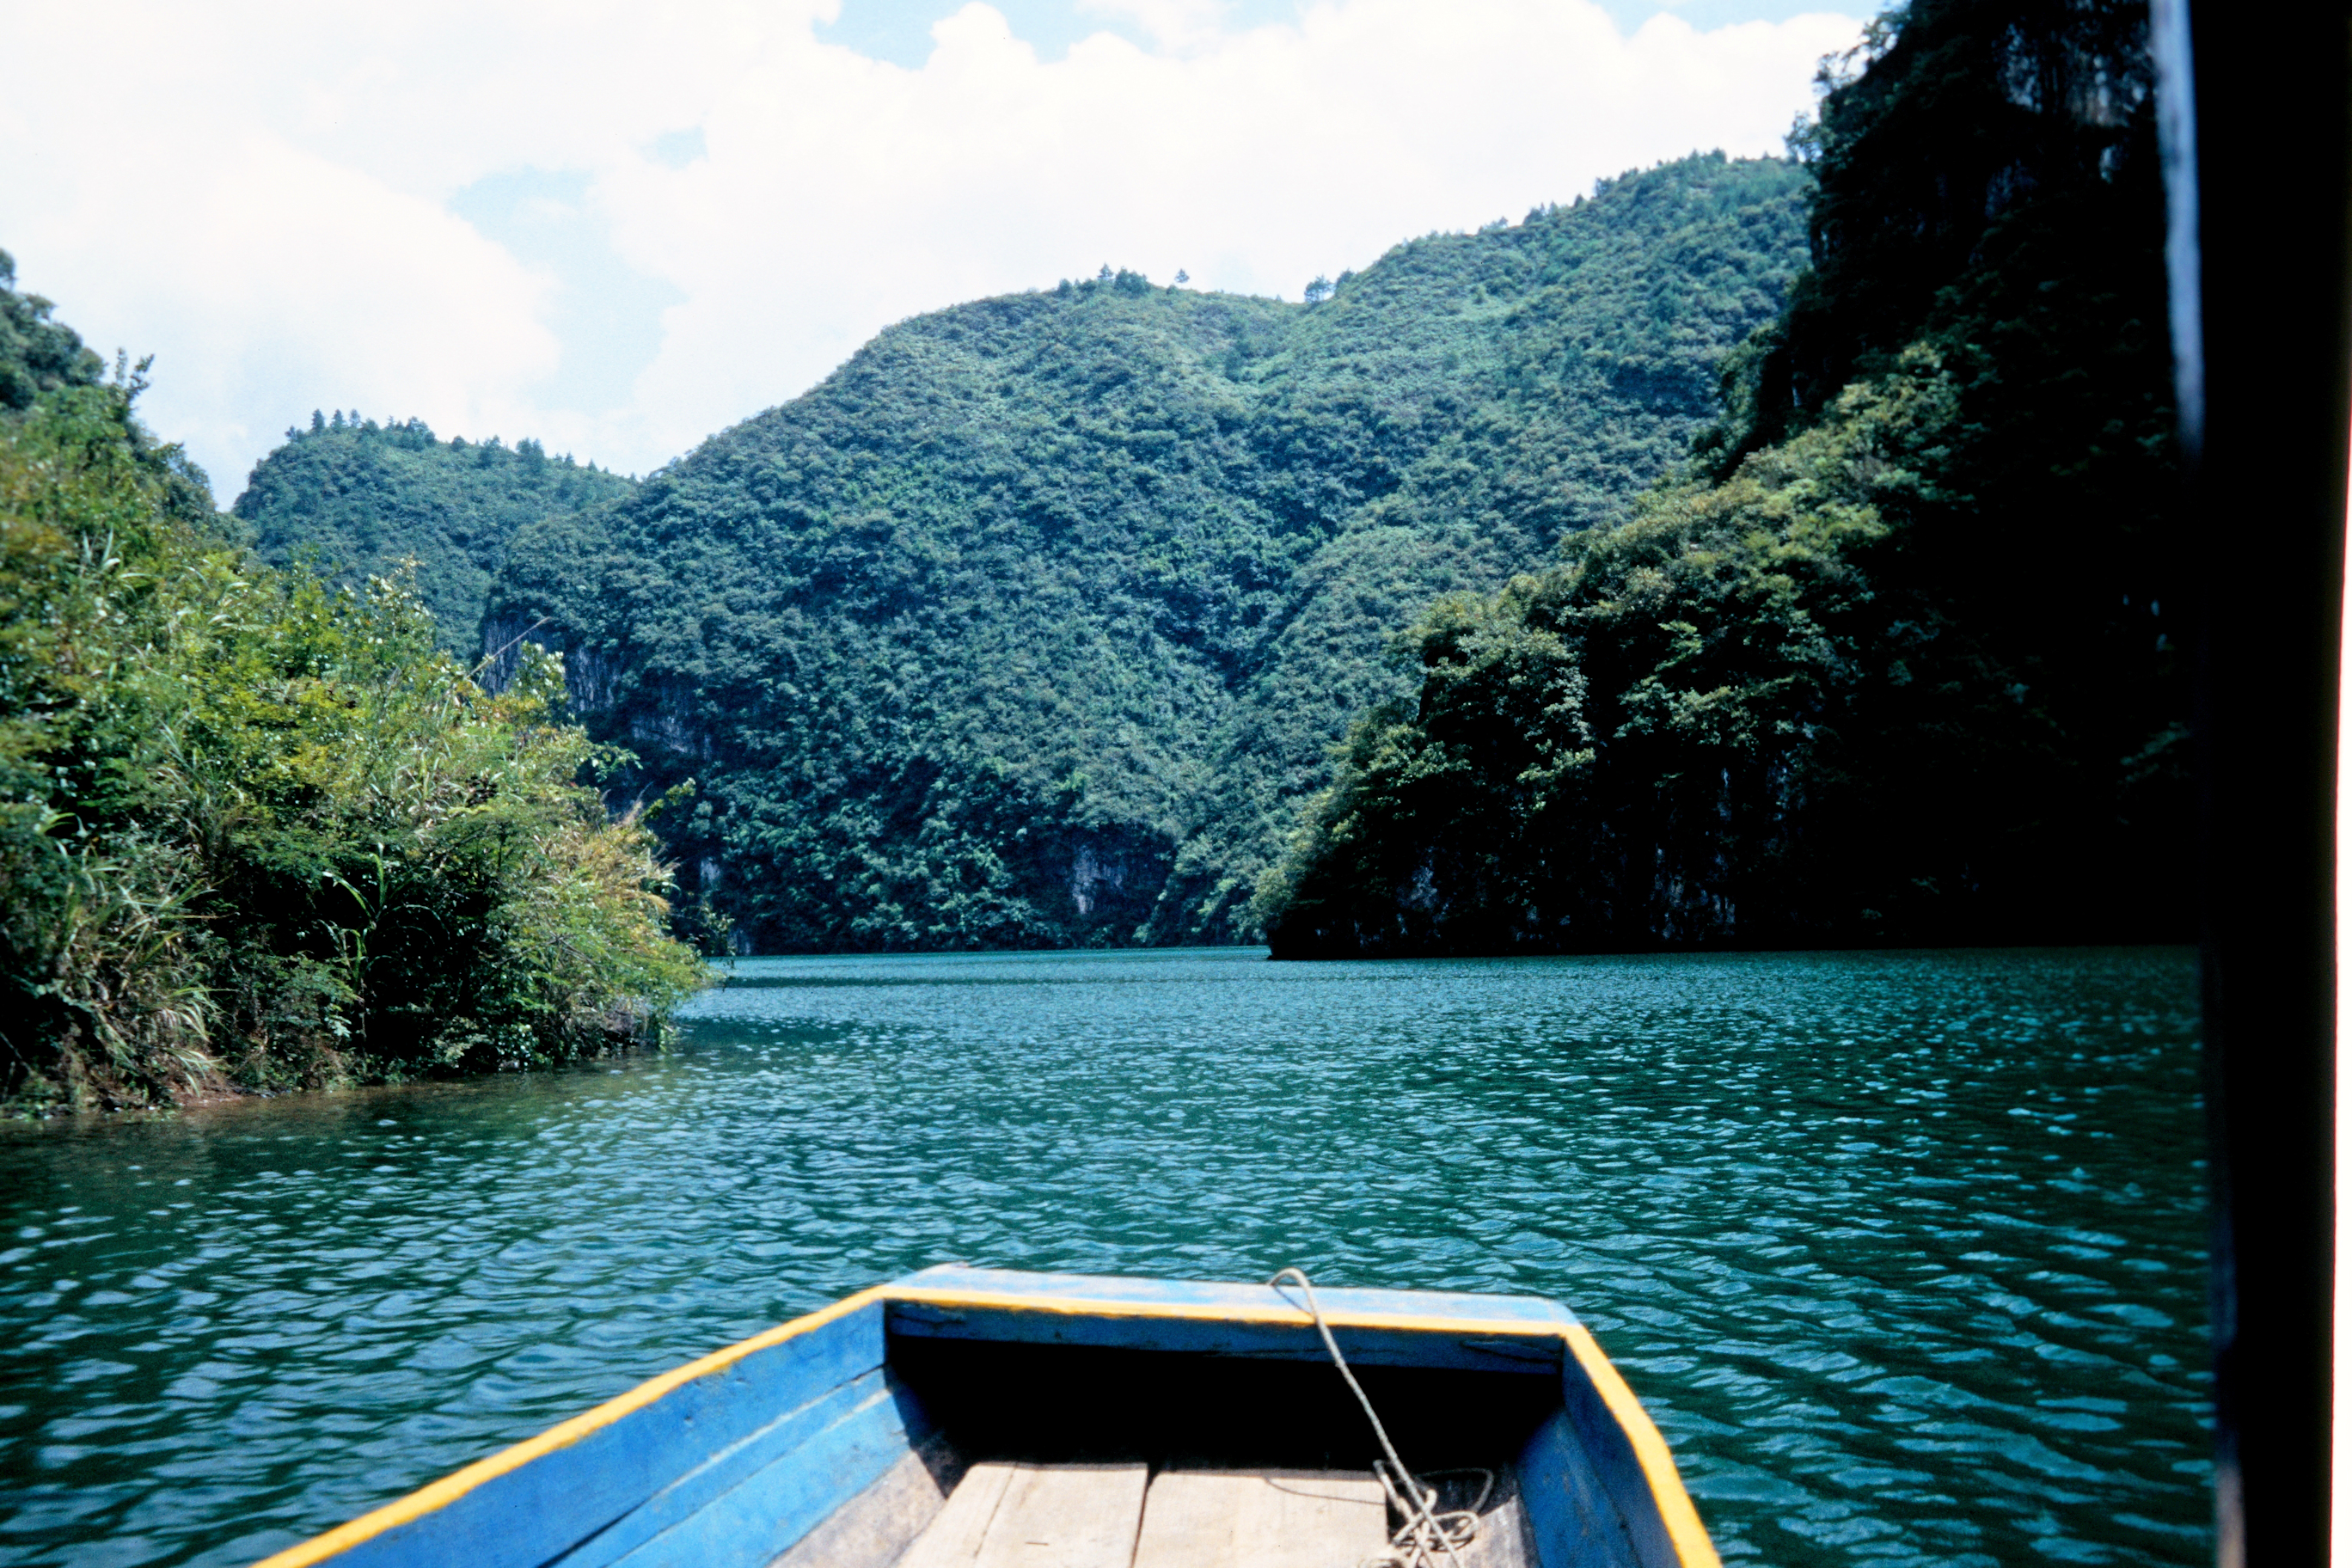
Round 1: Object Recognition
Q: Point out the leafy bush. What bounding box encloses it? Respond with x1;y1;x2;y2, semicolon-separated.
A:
0;290;703;1112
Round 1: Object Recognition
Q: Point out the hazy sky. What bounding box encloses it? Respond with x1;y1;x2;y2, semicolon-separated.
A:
0;0;1865;496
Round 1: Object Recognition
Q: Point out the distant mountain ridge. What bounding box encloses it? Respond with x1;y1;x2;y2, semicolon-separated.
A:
236;415;634;651
236;152;1813;951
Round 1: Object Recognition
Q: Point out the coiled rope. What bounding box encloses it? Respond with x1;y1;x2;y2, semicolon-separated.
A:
1268;1267;1491;1568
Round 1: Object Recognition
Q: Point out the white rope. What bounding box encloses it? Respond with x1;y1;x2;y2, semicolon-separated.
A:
1268;1267;1491;1568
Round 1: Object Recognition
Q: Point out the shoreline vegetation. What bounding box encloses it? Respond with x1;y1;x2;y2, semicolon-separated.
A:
0;264;707;1114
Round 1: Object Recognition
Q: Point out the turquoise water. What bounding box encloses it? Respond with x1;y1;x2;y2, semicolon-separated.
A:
0;947;2208;1565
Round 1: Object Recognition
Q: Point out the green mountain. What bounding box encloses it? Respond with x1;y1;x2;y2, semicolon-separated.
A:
235;415;635;650
1257;0;2187;955
462;152;1810;952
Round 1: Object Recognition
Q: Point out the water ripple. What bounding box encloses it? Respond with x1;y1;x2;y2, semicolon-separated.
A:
0;947;2206;1566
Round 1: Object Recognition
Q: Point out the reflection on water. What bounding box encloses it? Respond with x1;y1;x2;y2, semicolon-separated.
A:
0;947;2206;1566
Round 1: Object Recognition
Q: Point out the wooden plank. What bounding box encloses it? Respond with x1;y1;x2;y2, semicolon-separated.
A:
889;1267;1575;1328
1557;1329;1715;1568
897;1462;1020;1568
1451;1487;1535;1568
555;1369;913;1568
885;1304;1565;1375
885;1269;1571;1375
605;1381;924;1568
1129;1470;1242;1568
768;1437;967;1568
1132;1468;1387;1568
973;1464;1148;1568
898;1462;1148;1568
328;1300;892;1568
1518;1412;1643;1568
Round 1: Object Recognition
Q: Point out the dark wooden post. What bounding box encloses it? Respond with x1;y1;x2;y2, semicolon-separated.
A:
2154;1;2349;1560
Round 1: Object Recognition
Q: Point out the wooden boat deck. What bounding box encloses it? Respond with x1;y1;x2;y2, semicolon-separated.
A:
250;1269;1714;1568
785;1451;1534;1568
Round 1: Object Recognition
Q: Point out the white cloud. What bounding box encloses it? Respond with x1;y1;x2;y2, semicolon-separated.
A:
0;0;1859;495
1077;0;1236;52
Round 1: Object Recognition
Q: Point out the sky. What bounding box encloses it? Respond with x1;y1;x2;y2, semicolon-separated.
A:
0;0;1866;497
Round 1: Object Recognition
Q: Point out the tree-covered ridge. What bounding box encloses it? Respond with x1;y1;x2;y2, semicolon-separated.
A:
1178;156;1814;931
1258;0;2184;955
0;250;105;413
1;272;701;1112
235;413;635;651
480;153;1810;952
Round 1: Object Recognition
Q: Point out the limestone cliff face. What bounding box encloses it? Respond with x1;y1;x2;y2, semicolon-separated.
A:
481;616;694;749
1267;843;1749;959
627;704;713;762
1067;843;1124;918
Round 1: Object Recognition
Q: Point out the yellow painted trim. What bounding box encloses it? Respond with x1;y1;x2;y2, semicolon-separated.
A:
1562;1324;1722;1568
247;1284;894;1568
252;1279;1575;1568
882;1283;1572;1340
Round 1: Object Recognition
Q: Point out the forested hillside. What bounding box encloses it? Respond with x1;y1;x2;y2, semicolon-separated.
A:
1258;0;2185;954
236;416;634;649
465;154;1810;951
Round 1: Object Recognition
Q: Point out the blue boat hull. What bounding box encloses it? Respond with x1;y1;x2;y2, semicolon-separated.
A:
252;1267;1718;1568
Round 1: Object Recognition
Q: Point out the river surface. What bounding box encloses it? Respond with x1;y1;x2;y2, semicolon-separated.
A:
0;947;2208;1567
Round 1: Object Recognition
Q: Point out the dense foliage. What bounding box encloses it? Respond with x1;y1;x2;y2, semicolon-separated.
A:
236;415;634;650
1258;0;2186;954
0;253;104;412
457;156;1810;951
0;257;701;1112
